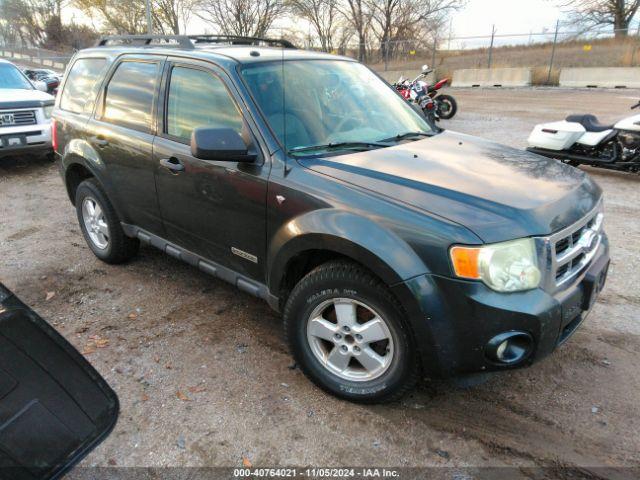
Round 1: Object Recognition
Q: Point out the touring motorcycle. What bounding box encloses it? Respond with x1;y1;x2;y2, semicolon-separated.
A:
527;100;640;173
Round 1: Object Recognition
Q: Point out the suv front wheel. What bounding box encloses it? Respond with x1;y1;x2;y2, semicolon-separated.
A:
75;178;139;264
284;261;418;403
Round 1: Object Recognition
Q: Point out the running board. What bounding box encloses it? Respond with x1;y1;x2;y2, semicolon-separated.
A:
121;224;280;311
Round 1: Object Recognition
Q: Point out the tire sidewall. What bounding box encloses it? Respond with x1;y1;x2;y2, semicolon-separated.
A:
75;181;117;262
287;273;415;402
437;94;457;119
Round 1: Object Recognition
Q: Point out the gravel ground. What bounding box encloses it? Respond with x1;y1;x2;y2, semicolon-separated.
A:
1;88;639;474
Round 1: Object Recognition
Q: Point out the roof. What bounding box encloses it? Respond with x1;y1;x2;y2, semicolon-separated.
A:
80;35;354;66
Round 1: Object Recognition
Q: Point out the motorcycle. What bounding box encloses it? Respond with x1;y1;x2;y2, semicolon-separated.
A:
393;70;439;125
527;100;640;174
394;65;458;121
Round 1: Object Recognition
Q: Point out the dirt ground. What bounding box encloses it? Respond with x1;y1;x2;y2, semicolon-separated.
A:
1;88;639;474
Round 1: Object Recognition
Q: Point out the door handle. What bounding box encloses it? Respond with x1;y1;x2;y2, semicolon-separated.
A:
160;157;185;173
92;136;109;148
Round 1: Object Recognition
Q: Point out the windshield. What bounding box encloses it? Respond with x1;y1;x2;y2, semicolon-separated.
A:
0;63;34;90
241;60;434;155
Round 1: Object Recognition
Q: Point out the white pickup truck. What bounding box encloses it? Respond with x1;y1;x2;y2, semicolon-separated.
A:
0;58;55;159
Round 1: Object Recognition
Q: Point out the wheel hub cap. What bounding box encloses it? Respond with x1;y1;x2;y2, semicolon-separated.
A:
306;298;394;382
82;197;109;250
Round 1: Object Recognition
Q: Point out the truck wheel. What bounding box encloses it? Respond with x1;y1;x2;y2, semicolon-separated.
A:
284;261;418;403
75;178;139;264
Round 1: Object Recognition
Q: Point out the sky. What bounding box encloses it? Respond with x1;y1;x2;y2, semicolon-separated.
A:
63;0;618;48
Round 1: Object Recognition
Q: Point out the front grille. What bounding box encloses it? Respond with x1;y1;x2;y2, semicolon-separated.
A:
549;204;603;287
0;110;37;127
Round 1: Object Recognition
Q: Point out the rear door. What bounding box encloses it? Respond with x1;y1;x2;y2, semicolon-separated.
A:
86;55;165;235
0;283;118;480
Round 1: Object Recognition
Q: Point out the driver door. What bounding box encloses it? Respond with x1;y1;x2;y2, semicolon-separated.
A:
153;60;269;281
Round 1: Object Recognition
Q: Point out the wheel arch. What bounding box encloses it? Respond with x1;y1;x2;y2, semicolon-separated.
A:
268;209;429;303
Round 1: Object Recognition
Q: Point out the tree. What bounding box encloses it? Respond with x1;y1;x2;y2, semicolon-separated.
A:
74;0;149;34
195;0;287;37
288;0;340;51
367;0;462;61
559;0;640;37
153;0;197;34
338;0;370;61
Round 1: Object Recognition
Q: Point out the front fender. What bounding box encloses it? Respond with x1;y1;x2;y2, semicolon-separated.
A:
268;209;429;292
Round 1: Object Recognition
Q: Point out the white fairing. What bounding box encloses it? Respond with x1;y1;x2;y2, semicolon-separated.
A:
576;129;614;146
528;120;585;151
614;113;640;131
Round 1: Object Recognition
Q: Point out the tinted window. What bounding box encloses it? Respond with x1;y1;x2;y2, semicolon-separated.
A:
60;58;107;114
103;61;159;131
166;66;243;142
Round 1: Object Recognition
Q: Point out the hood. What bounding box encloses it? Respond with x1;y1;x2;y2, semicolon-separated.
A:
299;130;601;243
0;88;55;109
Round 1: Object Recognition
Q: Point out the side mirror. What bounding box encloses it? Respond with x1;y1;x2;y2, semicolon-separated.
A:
191;127;256;162
34;80;48;92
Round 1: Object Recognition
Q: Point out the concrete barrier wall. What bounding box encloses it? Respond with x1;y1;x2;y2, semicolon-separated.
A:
452;68;532;87
375;69;435;85
560;67;640;88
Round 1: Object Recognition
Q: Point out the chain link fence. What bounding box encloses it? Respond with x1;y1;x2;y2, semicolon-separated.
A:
350;27;640;85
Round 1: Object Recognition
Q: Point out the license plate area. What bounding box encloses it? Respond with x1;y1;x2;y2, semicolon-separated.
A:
0;135;27;148
558;255;609;345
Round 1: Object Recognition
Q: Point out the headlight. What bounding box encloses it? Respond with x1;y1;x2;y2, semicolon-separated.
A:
450;238;541;292
43;105;54;119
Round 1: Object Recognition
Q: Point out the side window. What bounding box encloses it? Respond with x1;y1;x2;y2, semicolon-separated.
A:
103;61;159;131
60;58;107;115
166;66;243;143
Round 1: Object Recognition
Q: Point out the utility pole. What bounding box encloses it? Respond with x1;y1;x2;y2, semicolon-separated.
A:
487;24;496;69
146;0;153;35
547;19;560;85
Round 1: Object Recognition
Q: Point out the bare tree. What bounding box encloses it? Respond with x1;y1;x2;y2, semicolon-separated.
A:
558;0;640;37
338;0;370;61
153;0;196;34
195;0;287;37
367;0;462;60
288;0;340;51
74;0;149;34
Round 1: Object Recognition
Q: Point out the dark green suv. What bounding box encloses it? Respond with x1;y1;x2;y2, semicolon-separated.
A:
53;35;609;403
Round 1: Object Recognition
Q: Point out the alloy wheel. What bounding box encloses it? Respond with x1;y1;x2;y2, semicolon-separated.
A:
306;298;395;382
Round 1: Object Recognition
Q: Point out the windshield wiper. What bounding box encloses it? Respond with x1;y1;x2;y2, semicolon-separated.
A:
379;131;432;143
288;141;389;155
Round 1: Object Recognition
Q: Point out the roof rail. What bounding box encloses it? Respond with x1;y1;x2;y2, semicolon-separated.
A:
95;34;297;50
95;35;195;49
189;35;296;49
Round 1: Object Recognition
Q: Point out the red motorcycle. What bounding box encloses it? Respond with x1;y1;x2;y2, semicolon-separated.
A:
393;73;439;125
394;65;457;121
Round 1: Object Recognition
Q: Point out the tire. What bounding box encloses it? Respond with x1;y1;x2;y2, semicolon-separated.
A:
436;94;457;120
284;260;418;403
75;178;139;264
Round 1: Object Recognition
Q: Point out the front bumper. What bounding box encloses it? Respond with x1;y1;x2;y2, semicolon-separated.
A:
393;235;610;378
0;119;52;159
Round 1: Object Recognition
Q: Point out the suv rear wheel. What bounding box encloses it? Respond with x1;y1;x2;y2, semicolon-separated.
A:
75;178;139;264
284;260;418;403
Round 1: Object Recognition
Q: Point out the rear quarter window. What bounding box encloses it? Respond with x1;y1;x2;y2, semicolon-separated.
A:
60;58;108;115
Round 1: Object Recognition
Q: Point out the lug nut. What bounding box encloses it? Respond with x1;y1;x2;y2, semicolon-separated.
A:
341;345;348;352
355;334;363;341
334;333;342;340
354;346;361;352
343;326;351;332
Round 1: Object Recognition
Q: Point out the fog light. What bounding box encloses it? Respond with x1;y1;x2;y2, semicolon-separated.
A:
486;332;533;364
